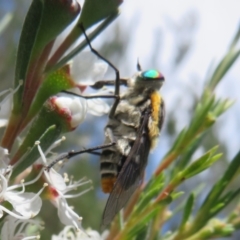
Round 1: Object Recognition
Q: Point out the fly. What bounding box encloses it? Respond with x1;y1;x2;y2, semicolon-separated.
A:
78;25;165;226
47;24;165;227
98;66;165;226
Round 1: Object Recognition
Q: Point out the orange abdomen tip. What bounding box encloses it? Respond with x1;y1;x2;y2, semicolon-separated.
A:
101;177;117;193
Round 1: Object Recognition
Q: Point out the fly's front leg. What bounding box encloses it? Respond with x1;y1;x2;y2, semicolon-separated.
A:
90;79;127;90
61;90;118;101
79;23;122;119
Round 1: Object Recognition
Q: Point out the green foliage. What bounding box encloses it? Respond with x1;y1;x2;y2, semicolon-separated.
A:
79;0;122;29
27;65;75;120
104;26;240;240
14;0;80;114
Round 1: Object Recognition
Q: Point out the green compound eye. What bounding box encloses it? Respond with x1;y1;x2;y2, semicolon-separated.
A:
141;70;162;80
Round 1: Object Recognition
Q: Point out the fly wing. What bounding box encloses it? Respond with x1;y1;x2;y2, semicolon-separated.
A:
102;108;152;226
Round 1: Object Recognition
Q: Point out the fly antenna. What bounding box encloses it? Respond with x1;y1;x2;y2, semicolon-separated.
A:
137;58;142;71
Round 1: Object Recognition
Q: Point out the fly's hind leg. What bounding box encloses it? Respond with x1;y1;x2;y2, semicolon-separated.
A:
46;142;115;170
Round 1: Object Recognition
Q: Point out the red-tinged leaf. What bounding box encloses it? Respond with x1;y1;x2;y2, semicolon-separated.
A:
14;0;81;114
10;95;76;167
26;65;75;124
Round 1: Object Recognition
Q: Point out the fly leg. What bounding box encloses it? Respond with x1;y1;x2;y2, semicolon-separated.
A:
61;90;118;101
90;79;127;90
79;24;121;119
46;142;115;170
61;78;127;100
105;127;117;145
79;128;117;157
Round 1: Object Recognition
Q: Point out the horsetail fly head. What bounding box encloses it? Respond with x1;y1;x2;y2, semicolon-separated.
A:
128;69;165;89
100;65;165;226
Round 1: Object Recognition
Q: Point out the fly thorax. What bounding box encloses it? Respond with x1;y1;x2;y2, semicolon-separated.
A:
117;139;131;156
115;100;142;128
148;91;163;149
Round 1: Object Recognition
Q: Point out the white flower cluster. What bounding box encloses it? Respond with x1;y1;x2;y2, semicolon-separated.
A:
36;141;92;232
63;51;110;126
0;140;100;239
0;147;44;239
0;52;111;239
0;52;110;130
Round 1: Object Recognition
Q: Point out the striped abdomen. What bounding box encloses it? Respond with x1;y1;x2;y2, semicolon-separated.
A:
100;127;135;193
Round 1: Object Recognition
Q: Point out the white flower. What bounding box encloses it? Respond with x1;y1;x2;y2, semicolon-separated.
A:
54;89;110;129
86;95;110;116
0;164;45;220
46;169;92;231
49;51;111;120
1;215;42;240
51;226;109;240
52;94;88;129
68;51;111;117
71;51;108;86
36;142;92;231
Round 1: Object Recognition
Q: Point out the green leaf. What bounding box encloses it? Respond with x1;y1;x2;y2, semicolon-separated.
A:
172;135;204;175
30;0;80;60
183;146;221;179
128;207;161;238
145;173;165;191
171;191;185;200
208;49;240;91
209;189;240;217
79;0;122;29
188;94;215;135
14;0;43;113
14;0;80;114
135;184;164;215
208;25;240;91
209;203;225;215
135;226;149;240
212;98;234;117
171;185;204;218
187;152;240;233
47;0;122;70
167;128;187;153
179;193;195;231
201;150;240;210
49;13;119;72
229;25;240;50
27;65;75;121
10;99;71;167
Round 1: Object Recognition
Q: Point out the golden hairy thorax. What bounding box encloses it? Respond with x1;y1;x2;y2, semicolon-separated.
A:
149;91;163;148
